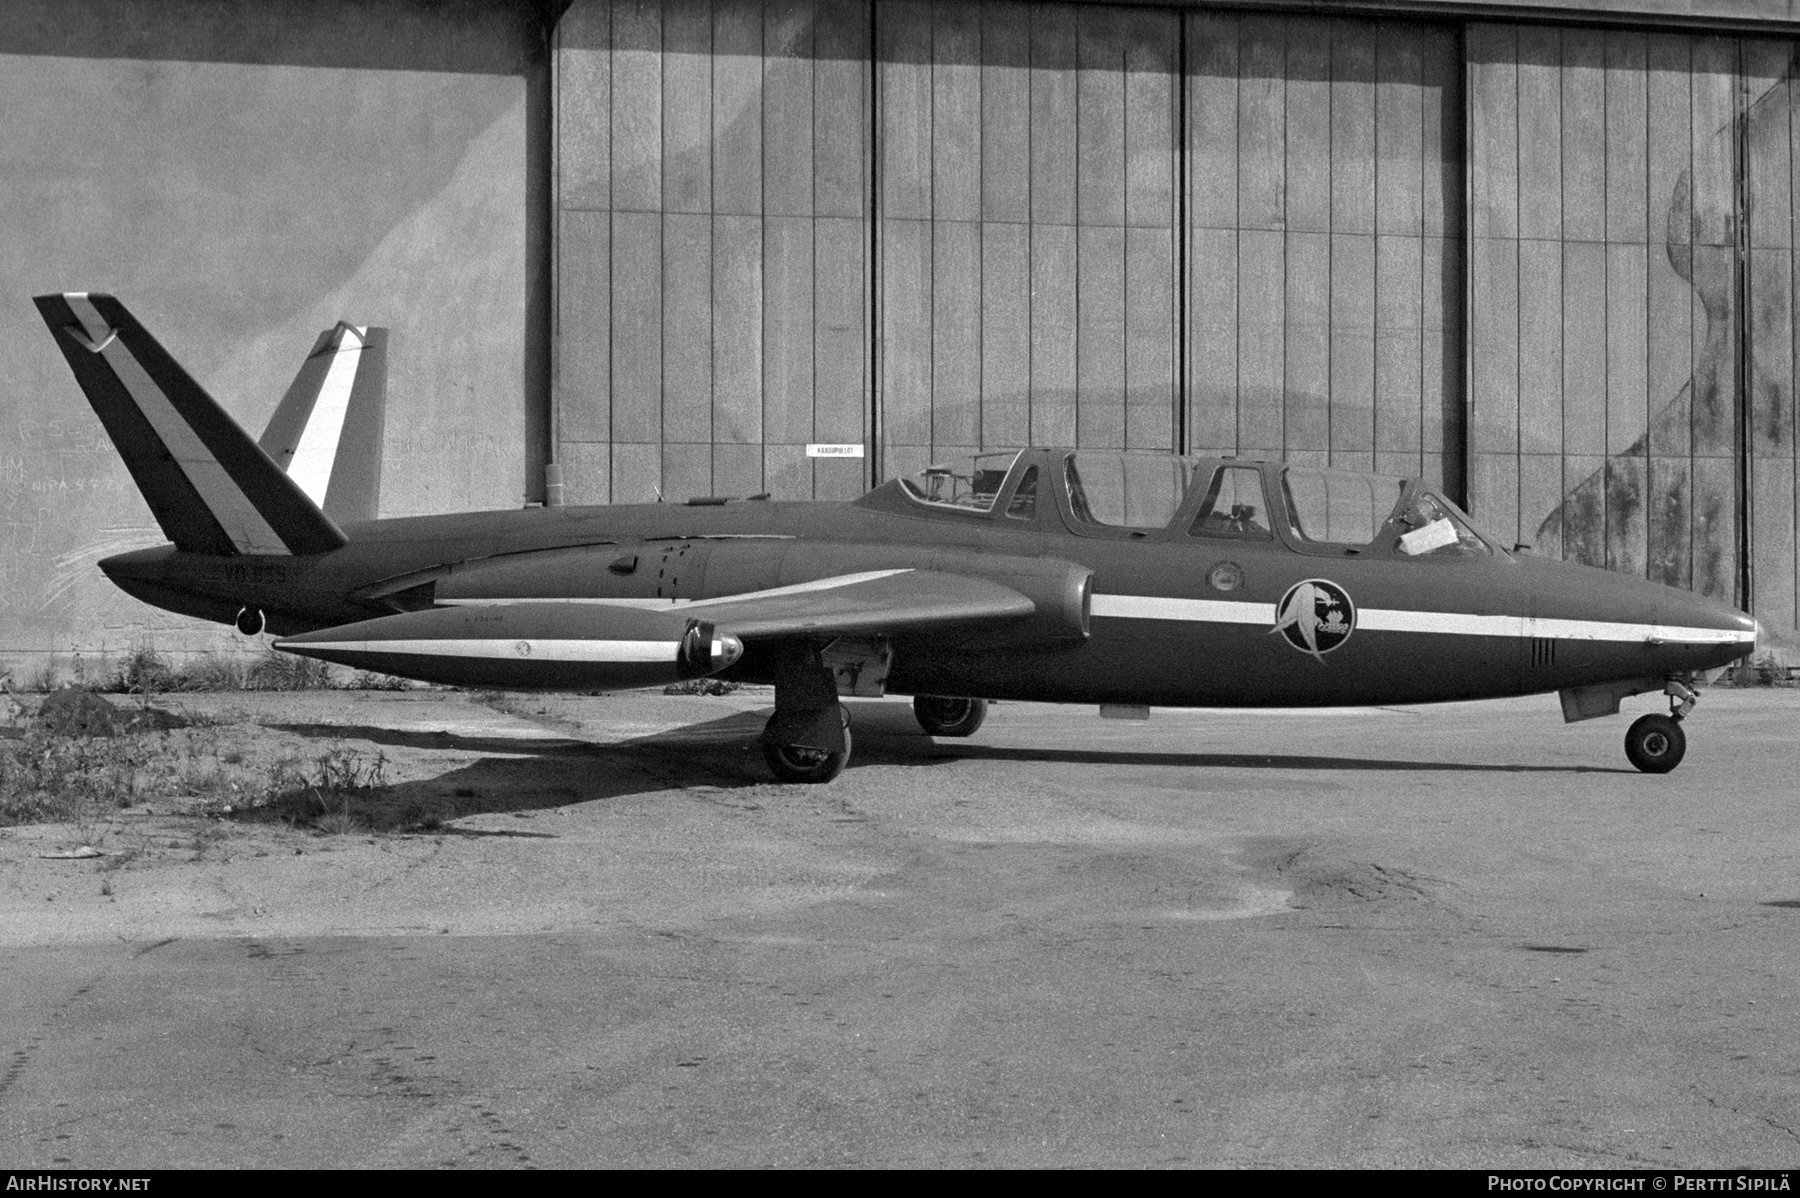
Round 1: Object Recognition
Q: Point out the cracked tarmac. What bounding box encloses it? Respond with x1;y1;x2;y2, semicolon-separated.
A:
2;686;1798;1168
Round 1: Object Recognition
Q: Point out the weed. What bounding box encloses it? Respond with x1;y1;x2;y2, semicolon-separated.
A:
246;651;335;691
114;646;177;696
663;678;741;696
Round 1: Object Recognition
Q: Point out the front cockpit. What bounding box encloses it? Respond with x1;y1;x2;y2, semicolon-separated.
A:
862;448;1504;560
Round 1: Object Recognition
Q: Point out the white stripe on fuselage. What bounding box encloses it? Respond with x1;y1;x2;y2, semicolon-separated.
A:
435;569;915;610
1089;593;1753;646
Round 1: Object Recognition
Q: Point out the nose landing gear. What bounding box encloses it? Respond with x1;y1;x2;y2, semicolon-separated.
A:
1624;680;1699;774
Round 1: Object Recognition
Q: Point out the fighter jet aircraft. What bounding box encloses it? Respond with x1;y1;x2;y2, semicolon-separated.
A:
35;293;1758;781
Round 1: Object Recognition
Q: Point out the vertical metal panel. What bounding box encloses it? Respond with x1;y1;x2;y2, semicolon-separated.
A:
1285;18;1332;236
1189;226;1238;452
560;9;613;211
713;213;763;444
612;440;662;502
1377;29;1425;239
1376;234;1425;471
714;442;764;496
1606;243;1650;458
1029;4;1077;227
1605;32;1650;246
1516;29;1561;243
1186;10;1238;233
981;3;1030;224
1077;224;1126;448
663;0;713;214
1516;238;1562;456
558;210;612;444
663;211;713;443
1561;31;1606;246
1284;231;1331;455
880;1;931;223
982;221;1031;447
1077;8;1126;231
814;0;868;218
1330;232;1377;469
1467;24;1518;241
1562;241;1608;458
610;210;663;443
1237;227;1285;453
814;215;867;443
1030;222;1077;446
880;216;932;449
933;3;982;222
763;2;813;218
1475;452;1523;550
762;214;813;444
1469;234;1518;456
1647;455;1693;588
1125;225;1174;451
933;220;982;450
612;1;664;212
1124;8;1174;232
1330;22;1376;239
663;441;713;499
712;0;763;218
1237;17;1285;233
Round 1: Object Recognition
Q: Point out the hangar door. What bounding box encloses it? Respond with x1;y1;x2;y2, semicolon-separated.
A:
875;2;1179;485
1468;26;1800;631
1183;12;1464;493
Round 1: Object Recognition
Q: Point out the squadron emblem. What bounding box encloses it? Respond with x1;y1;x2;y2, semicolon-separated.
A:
1271;579;1355;661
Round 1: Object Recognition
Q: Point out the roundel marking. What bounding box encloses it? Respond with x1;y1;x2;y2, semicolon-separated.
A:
1271;578;1355;661
515;640;534;657
1208;561;1244;592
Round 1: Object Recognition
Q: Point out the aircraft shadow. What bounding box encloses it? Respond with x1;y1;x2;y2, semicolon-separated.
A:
897;742;1634;775
243;706;1628;834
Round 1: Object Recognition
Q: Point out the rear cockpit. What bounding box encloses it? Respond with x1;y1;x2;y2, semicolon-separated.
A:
859;448;1505;559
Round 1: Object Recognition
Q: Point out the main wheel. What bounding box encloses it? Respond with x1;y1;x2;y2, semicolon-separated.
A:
1625;713;1686;774
763;727;852;784
913;695;988;738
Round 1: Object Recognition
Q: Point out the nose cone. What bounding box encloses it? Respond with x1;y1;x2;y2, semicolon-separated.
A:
1517;555;1757;680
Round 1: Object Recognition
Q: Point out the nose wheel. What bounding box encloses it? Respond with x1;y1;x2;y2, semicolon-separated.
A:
1624;680;1698;774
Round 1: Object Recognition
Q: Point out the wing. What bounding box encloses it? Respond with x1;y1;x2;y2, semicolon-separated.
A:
682;569;1036;640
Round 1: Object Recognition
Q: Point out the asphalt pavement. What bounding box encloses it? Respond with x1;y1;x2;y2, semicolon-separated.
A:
2;686;1796;1168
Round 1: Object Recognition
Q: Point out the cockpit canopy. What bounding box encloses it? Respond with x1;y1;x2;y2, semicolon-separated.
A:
887;449;1497;558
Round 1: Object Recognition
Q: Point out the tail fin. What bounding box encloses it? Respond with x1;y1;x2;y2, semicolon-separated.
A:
259;323;387;524
34;293;347;556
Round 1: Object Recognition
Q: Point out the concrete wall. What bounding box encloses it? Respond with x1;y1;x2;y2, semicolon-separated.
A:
0;0;542;672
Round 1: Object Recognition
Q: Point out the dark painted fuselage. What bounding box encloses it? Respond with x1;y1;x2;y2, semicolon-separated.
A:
99;450;1754;708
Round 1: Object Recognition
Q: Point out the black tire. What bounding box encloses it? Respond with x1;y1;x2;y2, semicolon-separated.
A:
1625;713;1686;774
913;695;988;738
764;726;852;784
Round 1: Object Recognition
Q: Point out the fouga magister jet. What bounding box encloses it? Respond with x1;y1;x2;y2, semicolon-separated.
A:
36;293;1758;781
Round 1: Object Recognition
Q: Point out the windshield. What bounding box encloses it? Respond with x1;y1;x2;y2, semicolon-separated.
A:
899;451;1022;514
1064;453;1198;530
1393;489;1492;557
1281;466;1406;547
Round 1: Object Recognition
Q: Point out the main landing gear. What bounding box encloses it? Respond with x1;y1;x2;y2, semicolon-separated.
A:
912;695;988;738
760;644;852;784
1624;680;1698;774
